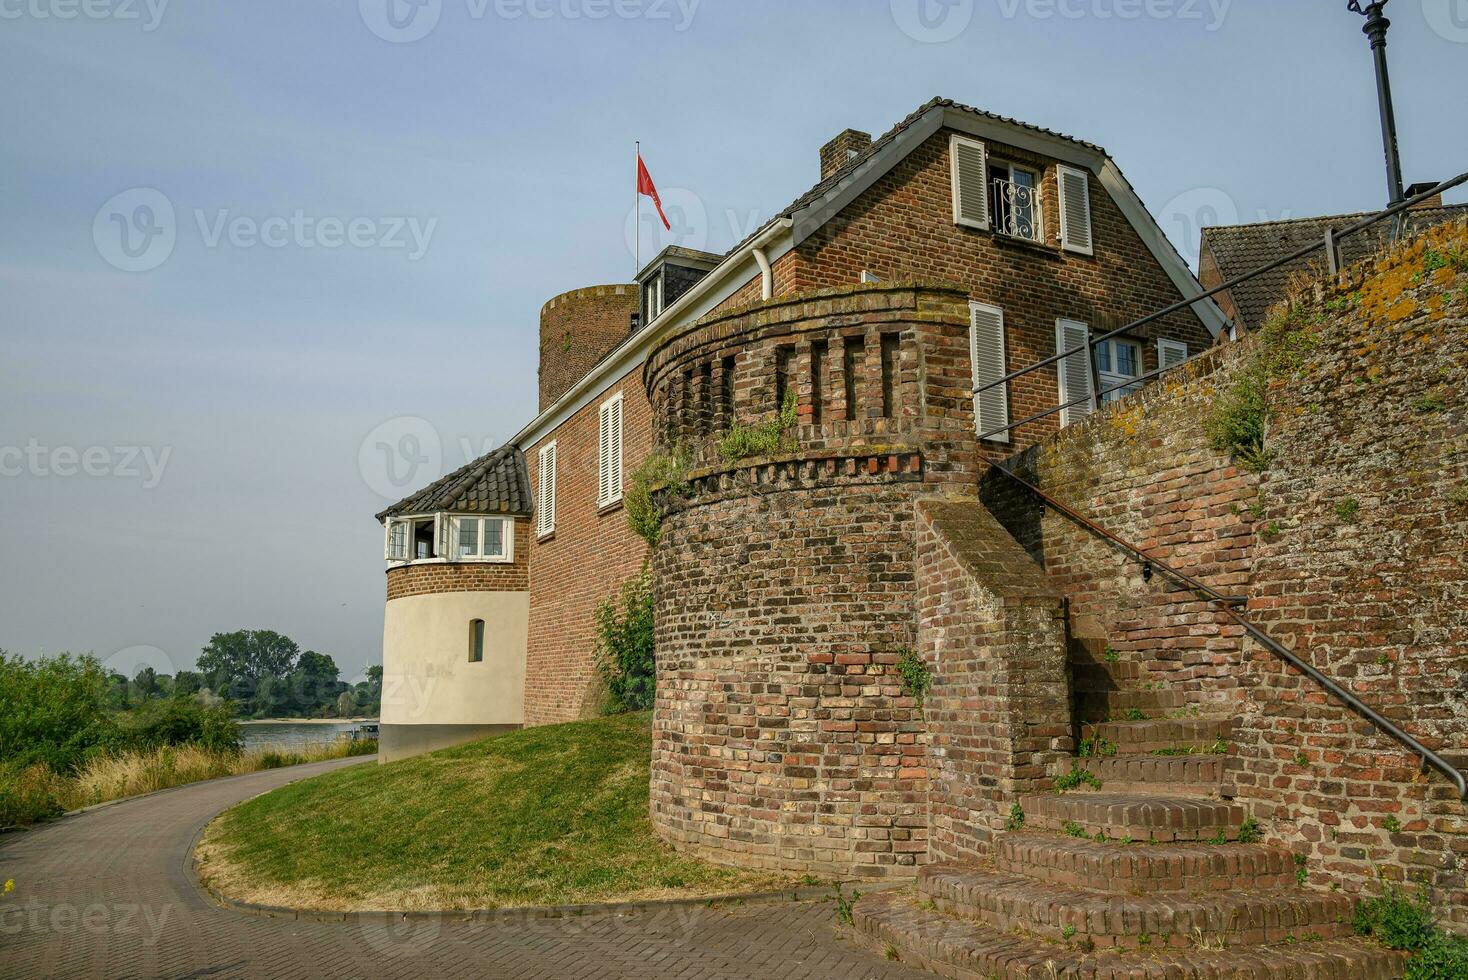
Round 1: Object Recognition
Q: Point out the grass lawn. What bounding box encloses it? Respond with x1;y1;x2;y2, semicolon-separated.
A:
195;712;797;911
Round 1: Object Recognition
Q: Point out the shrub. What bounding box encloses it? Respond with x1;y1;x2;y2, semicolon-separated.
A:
1408;933;1468;980
108;695;242;755
1205;361;1272;471
624;448;692;547
1355;887;1437;951
345;738;379;757
595;568;656;712
0;651;114;773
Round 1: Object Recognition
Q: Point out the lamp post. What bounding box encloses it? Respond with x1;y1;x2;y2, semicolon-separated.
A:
1348;1;1406;207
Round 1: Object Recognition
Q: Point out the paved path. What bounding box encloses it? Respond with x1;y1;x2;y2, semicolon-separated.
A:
0;759;930;979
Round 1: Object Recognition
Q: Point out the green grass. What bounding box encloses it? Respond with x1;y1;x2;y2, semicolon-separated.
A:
195;713;793;912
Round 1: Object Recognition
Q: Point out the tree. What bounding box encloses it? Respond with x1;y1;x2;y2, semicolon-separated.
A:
196;630;300;704
173;671;203;697
132;666;157;699
289;651;340;716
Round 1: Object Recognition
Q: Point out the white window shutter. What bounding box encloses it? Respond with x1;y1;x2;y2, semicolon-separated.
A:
385;520;407;561
1057;165;1094;255
597;402;611;506
1158;338;1189;371
609;396;623;502
950;135;990;231
1056;319;1094;426
435;514;448;560
969;302;1009;443
537;444;557;537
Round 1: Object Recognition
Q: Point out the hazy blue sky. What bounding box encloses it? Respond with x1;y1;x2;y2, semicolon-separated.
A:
2;1;1464;683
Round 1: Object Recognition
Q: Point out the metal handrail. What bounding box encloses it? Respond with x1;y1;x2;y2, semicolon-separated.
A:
970;171;1468;443
990;463;1468;801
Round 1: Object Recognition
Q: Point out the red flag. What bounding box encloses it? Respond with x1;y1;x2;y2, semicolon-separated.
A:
637;153;672;231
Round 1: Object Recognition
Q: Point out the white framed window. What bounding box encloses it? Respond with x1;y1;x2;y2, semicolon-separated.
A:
949;134;990;231
969;301;1010;443
1095;337;1142;404
597;392;624;508
1056;164;1094;255
644;276;664;322
1158;338;1190;371
454;516;513;562
536;442;557;538
1056;318;1095;426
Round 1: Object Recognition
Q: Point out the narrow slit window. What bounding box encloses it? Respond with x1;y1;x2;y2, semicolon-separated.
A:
469;619;485;663
843;337;864;421
810;340;827;426
721;355;736;424
774;346;794;411
699;360;713;436
681;368;694;434
880;334;900;418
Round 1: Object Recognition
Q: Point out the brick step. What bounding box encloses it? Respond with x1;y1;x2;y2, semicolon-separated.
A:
1074;754;1226;797
1076;688;1188;720
1021;792;1245;842
917;864;1357;948
995;831;1297;894
1082;716;1233;755
852;889;1406;980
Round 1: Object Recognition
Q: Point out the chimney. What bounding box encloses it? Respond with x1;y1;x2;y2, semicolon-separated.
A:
1404;181;1443;210
819;129;872;181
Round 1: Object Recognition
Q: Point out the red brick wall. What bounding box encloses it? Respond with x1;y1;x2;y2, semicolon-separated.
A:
385;520;532;600
981;222;1468;927
539;285;639;412
917;500;1071;863
713;126;1215;461
525;368;652;725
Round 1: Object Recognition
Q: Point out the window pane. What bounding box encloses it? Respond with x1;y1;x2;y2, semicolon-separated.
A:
459;518;479;556
1116;343;1138;377
483;519;504;557
470;620;485;663
1094;342;1112;374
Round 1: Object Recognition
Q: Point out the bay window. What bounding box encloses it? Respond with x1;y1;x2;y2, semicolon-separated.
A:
384;513;514;564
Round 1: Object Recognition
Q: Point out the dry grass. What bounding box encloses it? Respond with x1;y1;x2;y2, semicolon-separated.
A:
9;739;377;819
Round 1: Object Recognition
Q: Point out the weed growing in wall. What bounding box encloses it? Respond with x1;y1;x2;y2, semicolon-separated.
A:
1352;885;1468;979
715;389;798;464
1205;303;1322;472
895;650;931;706
625;447;691;547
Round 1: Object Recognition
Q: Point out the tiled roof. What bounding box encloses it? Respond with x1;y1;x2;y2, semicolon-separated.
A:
1201;205;1467;331
725;97;1105;258
376;445;532;521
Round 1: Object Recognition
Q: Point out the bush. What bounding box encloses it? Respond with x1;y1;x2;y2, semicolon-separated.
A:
595;568;656;712
0;651;113;773
0;762;63;830
256;750;307;771
1408;932;1468;980
345;738;379;757
108;694;242;755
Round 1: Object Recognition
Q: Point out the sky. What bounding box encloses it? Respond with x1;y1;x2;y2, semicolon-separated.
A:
2;0;1464;684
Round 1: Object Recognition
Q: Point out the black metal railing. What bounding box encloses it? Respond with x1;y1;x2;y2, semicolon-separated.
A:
991;464;1467;801
973;171;1468;442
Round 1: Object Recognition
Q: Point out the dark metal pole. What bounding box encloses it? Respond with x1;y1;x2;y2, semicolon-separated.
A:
1351;1;1406;206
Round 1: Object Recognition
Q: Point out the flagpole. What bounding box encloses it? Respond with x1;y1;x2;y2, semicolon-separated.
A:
634;140;641;280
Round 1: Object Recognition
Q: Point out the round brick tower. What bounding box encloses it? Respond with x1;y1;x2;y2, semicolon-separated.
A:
643;281;981;879
539;284;640;412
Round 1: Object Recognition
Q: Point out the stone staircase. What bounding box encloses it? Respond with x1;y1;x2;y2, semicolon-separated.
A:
851;638;1406;978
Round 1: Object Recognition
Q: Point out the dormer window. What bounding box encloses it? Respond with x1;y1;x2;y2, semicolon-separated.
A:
385;513;514;564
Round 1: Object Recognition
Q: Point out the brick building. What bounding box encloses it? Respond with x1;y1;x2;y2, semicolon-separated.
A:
376;96;1222;757
372;98;1468;972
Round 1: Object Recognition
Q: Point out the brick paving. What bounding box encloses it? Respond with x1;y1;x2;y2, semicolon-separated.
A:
0;759;931;980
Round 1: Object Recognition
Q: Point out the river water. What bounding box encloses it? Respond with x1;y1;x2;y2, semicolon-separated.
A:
239;720;377;752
